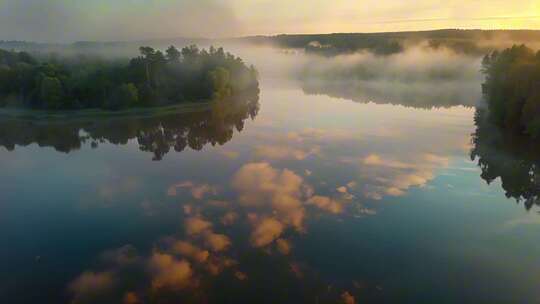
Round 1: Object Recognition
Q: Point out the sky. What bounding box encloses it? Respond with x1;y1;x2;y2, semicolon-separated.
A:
0;0;538;42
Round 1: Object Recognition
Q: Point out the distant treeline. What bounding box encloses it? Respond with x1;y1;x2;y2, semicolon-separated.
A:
242;29;540;56
0;45;259;110
481;45;540;137
4;29;540;58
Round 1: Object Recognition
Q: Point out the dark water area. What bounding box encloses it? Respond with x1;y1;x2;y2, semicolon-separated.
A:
1;46;540;304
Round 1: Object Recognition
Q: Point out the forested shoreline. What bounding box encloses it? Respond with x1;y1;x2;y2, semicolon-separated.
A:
0;45;259;110
4;30;540;59
481;45;540;137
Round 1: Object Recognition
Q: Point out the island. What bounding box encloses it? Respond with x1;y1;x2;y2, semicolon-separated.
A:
0;45;259;110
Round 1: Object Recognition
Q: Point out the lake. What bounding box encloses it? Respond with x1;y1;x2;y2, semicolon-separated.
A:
1;46;540;304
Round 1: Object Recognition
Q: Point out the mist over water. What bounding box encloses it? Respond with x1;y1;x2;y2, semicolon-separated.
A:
296;46;483;108
205;43;484;109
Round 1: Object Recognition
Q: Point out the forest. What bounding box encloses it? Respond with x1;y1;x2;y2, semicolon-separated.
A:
481;44;540;137
242;29;540;56
0;45;259;110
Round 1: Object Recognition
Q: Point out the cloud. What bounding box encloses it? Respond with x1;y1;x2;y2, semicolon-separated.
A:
341;291;356;304
250;217;285;247
356;207;378;216
337;185;355;200
232;162;307;231
276;238;292;255
69;271;115;302
168;181;218;200
183;216;231;252
149;253;193;290
97;176;140;203
235;271;248;281
203;232;232;252
123;292;140;304
219;150;240;159
161;235;237;277
100;245;139;266
185;216;213;236
254;145;320;160
205;256;237;276
358;153;449;200
504;213;540;228
1;0;539;43
307;196;344;214
171;241;210;263
0;0;241;42
221;211;239;226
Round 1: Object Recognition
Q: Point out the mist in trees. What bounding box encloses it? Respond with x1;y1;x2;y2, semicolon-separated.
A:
0;45;259;111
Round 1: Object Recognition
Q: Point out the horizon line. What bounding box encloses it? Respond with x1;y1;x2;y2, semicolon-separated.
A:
2;27;540;45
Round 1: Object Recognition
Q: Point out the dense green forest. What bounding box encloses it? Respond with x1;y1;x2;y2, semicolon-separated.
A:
0;45;259;110
481;45;540;137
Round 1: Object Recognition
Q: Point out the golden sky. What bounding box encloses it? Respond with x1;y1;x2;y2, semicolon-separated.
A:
0;0;538;41
231;0;540;35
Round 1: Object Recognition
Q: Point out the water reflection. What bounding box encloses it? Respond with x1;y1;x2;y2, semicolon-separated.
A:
5;48;540;304
301;80;480;109
67;161;363;304
0;91;259;160
471;109;540;210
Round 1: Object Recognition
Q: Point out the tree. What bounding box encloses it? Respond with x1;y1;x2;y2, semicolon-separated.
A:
166;46;181;63
482;44;540;137
104;83;139;110
208;67;231;99
139;46;155;86
0;45;259;111
40;76;64;109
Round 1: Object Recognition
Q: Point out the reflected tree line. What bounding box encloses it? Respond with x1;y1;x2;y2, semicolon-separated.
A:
471;109;540;210
300;80;479;110
0;90;259;160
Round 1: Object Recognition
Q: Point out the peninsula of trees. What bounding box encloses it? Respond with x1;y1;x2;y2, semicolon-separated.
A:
0;45;259;110
481;45;540;137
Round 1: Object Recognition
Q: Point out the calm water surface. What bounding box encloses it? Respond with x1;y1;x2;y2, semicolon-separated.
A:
1;49;540;304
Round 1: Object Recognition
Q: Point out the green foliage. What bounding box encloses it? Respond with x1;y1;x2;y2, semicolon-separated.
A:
0;45;259;111
104;83;139;110
40;76;64;109
482;44;540;137
208;67;231;99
